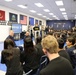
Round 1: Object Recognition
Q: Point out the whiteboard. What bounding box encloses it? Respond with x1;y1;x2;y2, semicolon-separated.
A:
0;25;11;42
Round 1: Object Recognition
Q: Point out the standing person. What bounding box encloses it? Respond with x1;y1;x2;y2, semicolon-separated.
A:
39;35;74;75
24;31;36;45
20;37;39;75
1;39;23;75
6;30;23;51
6;30;16;47
57;38;71;62
24;31;31;40
35;37;44;60
24;31;34;44
30;30;34;40
45;26;49;34
66;36;76;69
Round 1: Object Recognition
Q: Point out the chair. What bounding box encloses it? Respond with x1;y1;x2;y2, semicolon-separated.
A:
35;55;48;75
24;55;48;75
25;69;33;75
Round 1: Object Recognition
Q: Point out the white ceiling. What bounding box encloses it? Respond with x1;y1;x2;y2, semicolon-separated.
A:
0;0;76;20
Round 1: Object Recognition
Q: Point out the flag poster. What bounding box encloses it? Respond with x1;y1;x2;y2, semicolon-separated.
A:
20;15;27;25
9;13;17;22
0;10;5;21
29;17;34;26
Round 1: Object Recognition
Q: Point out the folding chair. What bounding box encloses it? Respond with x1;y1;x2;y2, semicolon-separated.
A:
35;55;49;75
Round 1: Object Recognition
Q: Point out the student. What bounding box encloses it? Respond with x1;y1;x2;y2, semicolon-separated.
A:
57;38;71;62
39;35;74;75
1;39;23;75
35;37;44;62
66;36;76;69
20;38;39;75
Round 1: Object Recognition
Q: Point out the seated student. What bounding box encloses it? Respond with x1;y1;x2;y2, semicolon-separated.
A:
20;38;40;75
1;39;23;75
6;30;23;51
39;35;74;75
66;36;76;69
57;38;71;62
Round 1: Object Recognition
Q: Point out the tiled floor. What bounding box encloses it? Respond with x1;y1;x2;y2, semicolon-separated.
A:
0;39;23;75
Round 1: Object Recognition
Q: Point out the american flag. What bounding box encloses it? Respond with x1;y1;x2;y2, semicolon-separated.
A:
20;15;27;25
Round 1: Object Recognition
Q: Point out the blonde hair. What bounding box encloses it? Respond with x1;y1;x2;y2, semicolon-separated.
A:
41;35;59;54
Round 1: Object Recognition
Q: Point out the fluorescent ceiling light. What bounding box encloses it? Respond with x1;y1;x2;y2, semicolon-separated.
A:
30;10;36;13
37;13;42;15
60;8;65;11
43;9;50;12
17;5;27;9
55;1;63;6
64;17;68;20
49;13;54;15
53;15;56;17
43;16;46;17
48;19;52;20
47;18;50;19
35;3;44;7
62;12;67;15
65;18;68;20
5;0;12;1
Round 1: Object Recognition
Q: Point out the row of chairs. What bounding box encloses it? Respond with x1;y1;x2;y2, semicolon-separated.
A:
24;55;48;75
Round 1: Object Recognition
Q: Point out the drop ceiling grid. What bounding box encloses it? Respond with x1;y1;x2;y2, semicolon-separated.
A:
0;0;76;20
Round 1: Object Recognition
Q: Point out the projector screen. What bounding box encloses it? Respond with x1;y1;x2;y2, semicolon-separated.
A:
12;24;22;33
